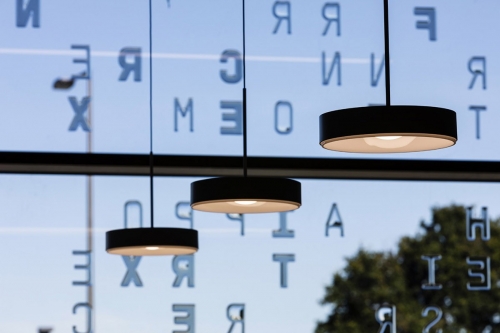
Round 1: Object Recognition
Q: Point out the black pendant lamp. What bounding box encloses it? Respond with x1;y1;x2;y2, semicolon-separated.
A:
190;0;301;214
106;0;198;256
319;0;457;153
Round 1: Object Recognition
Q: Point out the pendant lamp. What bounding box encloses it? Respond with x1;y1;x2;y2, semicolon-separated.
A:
106;0;198;256
319;0;457;153
190;0;301;214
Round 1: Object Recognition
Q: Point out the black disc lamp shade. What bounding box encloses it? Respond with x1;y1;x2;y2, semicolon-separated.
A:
320;106;457;153
106;228;198;256
190;0;302;214
105;0;199;256
319;0;457;154
191;177;301;214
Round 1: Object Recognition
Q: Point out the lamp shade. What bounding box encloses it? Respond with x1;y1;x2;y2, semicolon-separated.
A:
106;227;198;256
191;177;301;214
319;105;457;153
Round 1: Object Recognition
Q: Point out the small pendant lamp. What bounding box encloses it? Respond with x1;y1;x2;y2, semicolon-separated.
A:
319;0;457;153
106;0;198;256
190;0;301;214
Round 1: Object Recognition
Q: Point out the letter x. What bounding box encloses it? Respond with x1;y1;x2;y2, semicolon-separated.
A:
121;256;143;287
68;96;90;132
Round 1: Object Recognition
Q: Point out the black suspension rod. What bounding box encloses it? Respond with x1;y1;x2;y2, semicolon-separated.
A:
384;0;391;106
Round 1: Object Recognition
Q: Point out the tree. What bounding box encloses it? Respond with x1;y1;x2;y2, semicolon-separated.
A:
315;205;500;333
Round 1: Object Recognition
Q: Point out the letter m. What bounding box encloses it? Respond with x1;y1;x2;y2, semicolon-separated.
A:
174;98;194;132
17;0;40;28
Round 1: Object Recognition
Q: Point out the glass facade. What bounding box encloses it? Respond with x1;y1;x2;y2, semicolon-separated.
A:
0;0;497;159
1;1;499;332
1;176;499;332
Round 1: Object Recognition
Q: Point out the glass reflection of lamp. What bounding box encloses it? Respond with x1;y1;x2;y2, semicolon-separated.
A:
105;0;198;256
190;0;301;214
53;71;87;90
38;328;53;333
319;0;457;153
53;77;75;90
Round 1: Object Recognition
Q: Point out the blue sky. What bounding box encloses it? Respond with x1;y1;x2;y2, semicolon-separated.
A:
1;175;499;332
0;0;499;332
0;0;497;159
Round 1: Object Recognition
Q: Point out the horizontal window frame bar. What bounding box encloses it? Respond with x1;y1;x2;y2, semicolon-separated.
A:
1;152;500;182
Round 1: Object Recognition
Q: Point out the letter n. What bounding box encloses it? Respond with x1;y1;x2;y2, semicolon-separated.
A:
16;0;40;28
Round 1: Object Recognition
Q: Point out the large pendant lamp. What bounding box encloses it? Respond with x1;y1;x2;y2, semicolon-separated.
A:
106;0;198;256
319;0;457;153
190;0;301;214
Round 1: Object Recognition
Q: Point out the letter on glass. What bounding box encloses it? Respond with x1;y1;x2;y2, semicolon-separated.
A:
273;212;294;238
172;255;195;288
16;0;40;28
322;3;340;36
322;52;341;86
175;98;194;132
421;255;443;290
68;97;91;132
325;203;344;237
272;2;291;34
173;304;195;333
72;303;92;333
466;206;490;241
118;47;142;82
121;256;143;287
176;201;193;229
227;214;244;236
220;50;242;84
371;54;385;87
72;250;91;286
375;304;396;333
468;57;487;90
275;101;293;134
227;304;245;333
467;257;491;291
220;102;242;135
273;254;295;288
414;7;436;41
469;106;487;140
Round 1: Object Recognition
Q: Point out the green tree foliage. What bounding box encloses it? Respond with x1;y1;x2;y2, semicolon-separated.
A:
316;205;500;333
